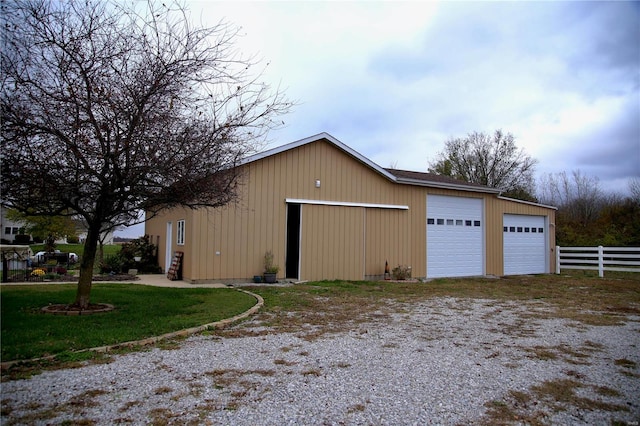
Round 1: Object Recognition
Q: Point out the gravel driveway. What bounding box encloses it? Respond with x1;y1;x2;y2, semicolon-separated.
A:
2;297;639;425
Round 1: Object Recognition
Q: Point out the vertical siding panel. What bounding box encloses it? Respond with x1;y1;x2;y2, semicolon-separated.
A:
248;164;260;276
195;209;205;280
305;204;314;280
210;209;219;280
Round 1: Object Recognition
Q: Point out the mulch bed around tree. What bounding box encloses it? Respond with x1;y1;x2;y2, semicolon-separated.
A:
91;274;139;282
41;303;115;315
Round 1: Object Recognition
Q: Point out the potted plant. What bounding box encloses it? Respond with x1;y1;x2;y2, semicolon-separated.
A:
263;250;279;283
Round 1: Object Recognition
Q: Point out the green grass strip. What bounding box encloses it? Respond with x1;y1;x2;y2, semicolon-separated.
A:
1;283;257;361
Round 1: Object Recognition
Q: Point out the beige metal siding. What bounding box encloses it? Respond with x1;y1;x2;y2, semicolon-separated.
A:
144;207;193;277
300;204;365;281
364;208;411;279
145;138;556;282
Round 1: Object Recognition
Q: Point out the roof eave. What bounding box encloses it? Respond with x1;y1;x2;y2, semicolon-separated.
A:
395;177;501;194
497;195;558;210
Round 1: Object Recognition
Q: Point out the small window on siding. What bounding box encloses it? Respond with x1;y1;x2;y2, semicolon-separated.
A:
465;220;472;226
474;220;481;227
509;226;515;232
538;227;544;233
4;227;10;235
177;220;185;245
437;218;445;225
446;219;454;225
456;220;463;226
525;227;530;233
503;226;508;232
532;228;537;233
427;218;435;225
517;227;523;232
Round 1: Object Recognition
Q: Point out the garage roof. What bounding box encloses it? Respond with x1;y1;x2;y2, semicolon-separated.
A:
243;132;501;194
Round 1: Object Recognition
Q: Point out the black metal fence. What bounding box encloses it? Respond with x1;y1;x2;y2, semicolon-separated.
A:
1;251;75;283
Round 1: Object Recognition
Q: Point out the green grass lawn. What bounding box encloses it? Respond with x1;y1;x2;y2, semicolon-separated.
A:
1;283;257;362
29;243;121;258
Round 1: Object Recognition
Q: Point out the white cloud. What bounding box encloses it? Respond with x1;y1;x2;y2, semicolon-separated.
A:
183;0;639;193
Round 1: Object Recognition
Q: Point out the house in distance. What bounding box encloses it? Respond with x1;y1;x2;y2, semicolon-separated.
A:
145;133;556;283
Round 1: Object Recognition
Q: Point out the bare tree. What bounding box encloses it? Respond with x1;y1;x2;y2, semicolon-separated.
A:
1;0;290;308
428;130;538;201
630;177;640;205
537;170;603;227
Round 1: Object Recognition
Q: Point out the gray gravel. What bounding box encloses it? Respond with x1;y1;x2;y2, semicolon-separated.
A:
2;297;639;425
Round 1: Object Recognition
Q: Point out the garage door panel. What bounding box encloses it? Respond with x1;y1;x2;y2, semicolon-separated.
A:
503;214;546;275
427;195;484;278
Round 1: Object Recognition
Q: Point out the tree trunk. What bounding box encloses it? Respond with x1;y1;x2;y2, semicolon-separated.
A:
74;224;100;309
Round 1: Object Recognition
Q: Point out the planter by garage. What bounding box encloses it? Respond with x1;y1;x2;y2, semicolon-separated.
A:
263;273;277;283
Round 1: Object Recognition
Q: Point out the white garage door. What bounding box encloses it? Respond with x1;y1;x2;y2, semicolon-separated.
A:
503;214;547;275
427;195;484;278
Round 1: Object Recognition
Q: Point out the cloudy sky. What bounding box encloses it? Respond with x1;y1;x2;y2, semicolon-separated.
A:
122;1;639;236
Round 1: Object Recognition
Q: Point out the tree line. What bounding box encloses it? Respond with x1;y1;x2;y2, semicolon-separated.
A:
538;171;639;247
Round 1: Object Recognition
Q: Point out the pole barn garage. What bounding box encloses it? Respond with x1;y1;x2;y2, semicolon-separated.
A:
145;133;556;283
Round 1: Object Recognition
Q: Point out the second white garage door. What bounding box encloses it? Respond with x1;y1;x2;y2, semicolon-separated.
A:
503;214;547;275
427;195;484;278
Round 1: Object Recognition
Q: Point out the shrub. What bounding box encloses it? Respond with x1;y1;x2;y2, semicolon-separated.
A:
392;265;412;280
119;235;160;273
100;254;124;274
54;266;67;275
263;250;279;274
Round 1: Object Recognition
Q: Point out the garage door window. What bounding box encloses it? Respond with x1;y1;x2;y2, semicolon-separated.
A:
429;218;475;226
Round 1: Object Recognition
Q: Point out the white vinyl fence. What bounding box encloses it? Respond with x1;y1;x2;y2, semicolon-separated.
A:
556;246;640;277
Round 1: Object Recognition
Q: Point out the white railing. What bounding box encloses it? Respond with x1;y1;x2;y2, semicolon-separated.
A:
556;246;640;277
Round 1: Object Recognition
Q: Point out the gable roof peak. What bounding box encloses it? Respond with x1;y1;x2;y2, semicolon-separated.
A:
242;132;397;181
242;133;501;194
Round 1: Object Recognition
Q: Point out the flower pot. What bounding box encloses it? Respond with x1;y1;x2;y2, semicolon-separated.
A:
263;273;277;284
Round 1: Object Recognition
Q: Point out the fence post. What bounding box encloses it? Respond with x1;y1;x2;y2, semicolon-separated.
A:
598;246;604;278
555;246;560;274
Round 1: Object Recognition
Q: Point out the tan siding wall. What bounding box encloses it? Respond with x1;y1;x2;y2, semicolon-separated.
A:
365;208;411;278
144;207;193;276
300;204;364;281
145;138;556;282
